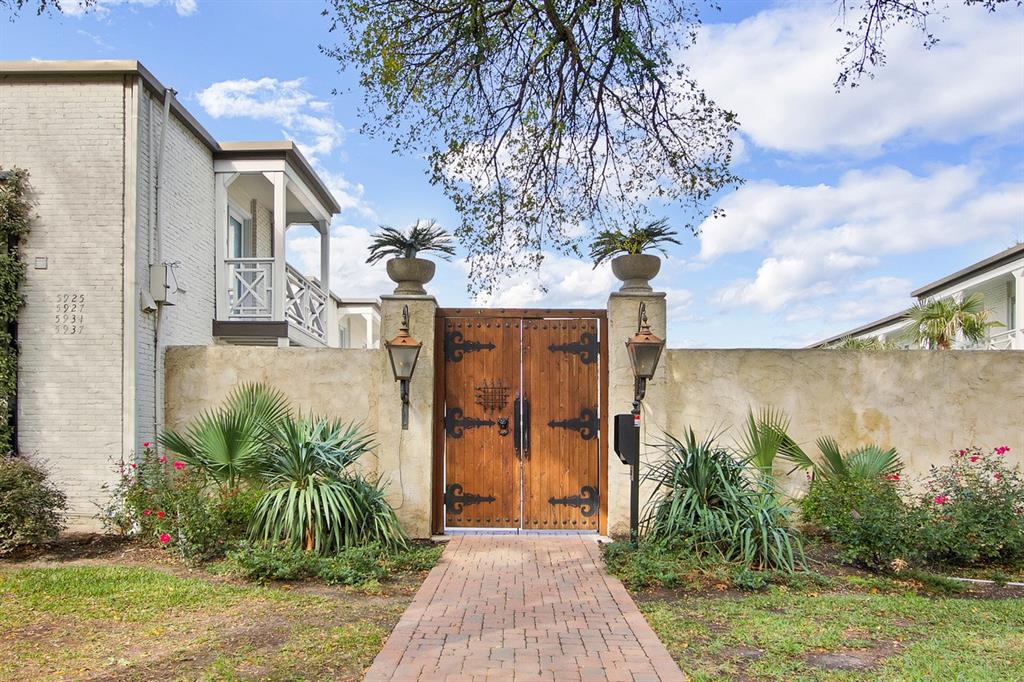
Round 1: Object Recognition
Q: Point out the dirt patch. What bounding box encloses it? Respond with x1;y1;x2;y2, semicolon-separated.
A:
803;641;900;672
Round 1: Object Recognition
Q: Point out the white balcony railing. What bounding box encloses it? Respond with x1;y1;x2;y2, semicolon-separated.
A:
226;258;274;319
223;258;327;344
986;329;1019;350
285;264;327;342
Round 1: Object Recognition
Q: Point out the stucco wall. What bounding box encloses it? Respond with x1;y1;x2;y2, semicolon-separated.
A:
164;345;382;474
0;75;129;525
663;349;1024;493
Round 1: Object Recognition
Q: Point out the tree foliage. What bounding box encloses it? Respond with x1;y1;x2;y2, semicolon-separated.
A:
0;168;31;455
323;0;741;294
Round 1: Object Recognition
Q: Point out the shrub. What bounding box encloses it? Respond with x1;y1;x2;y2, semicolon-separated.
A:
224;542;441;586
916;446;1024;566
801;472;920;571
0;456;67;555
99;445;258;564
601;540;697;589
250;416;407;554
643;428;803;572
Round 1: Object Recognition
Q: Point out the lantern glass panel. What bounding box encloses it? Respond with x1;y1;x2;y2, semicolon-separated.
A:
388;344;421;381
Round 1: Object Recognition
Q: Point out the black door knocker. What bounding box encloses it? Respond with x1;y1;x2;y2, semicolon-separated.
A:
497;416;510;436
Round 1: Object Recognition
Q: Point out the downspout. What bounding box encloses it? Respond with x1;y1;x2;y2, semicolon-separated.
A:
152;88;175;443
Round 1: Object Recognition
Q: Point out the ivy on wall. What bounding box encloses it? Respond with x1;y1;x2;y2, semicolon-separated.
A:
0;167;31;455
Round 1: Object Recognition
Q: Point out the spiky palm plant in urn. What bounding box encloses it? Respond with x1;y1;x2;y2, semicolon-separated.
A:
366;219;456;295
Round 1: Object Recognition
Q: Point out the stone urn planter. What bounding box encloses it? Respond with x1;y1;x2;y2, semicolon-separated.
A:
611;253;661;292
386;257;436;295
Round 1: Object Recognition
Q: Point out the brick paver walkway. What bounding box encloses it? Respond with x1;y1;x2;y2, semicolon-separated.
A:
364;535;686;681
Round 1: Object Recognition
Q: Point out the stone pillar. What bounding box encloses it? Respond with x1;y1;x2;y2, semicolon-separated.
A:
606;291;668;537
376;295;437;538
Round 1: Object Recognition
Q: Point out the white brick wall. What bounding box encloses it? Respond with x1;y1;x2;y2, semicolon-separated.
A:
134;88;215;447
0;76;128;524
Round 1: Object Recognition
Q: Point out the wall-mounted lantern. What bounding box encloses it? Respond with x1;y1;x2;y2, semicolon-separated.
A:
623;301;665;547
625;301;664;415
385;305;421;430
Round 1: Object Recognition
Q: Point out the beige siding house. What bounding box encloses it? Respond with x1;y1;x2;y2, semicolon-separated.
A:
0;60;343;528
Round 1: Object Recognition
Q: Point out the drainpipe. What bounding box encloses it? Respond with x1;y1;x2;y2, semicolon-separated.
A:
152;88;175;444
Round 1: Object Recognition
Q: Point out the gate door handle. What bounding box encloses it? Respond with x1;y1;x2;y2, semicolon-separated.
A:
513;397;522;460
523;396;531;459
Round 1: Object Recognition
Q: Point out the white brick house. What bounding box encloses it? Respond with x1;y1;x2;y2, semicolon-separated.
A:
0;60;345;528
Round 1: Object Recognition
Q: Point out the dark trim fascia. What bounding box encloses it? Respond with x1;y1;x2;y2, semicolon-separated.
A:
212;320;289;338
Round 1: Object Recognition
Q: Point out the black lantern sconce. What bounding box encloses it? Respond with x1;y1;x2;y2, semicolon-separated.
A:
625;301;665;416
385;305;422;430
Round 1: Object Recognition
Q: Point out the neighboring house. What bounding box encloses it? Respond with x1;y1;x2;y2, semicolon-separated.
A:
0;60;352;527
330;296;381;349
812;244;1024;349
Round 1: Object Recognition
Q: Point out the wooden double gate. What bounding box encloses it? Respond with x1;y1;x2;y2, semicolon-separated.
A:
432;309;607;533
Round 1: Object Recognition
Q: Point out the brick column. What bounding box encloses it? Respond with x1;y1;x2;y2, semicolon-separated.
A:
606;291;668;537
377;295;437;538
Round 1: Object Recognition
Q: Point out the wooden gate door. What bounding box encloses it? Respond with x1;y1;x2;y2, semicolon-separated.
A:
522;318;601;531
441;317;521;528
438;311;604;531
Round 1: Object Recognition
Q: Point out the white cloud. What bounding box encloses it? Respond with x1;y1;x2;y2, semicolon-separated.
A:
469;253;617;309
76;29;114;51
705;165;1023;312
64;0;197;17
197;77;344;161
286;223;392;300
688;3;1024;154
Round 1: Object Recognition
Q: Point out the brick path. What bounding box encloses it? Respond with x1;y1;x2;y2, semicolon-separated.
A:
364;535;686;681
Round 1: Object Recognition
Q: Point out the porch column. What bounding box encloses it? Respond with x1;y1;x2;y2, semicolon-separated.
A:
376;295;437;538
363;312;374;349
214;173;238;320
319;220;331;298
1014;268;1024;349
606;291;668;538
270;172;288;347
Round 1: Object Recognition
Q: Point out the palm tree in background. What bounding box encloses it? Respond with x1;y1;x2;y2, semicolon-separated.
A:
903;293;1002;349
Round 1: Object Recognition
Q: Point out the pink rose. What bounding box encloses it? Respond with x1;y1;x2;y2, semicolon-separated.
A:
158;456;167;463
142;442;150;448
969;456;979;463
934;495;949;505
995;473;1002;482
173;461;185;470
143;509;152;517
159;533;171;544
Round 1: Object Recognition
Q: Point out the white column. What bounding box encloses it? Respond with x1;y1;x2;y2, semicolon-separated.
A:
270;172;287;322
214;173;237;320
363;312;374;349
319;220;331;298
1013;268;1024;350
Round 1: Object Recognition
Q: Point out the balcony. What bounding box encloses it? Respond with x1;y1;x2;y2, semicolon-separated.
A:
212;143;339;348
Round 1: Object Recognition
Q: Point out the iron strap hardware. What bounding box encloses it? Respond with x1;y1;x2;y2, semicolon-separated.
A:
444;483;496;514
444;407;495;438
548;332;599;365
548;407;599;440
548;485;599;517
445;330;495;362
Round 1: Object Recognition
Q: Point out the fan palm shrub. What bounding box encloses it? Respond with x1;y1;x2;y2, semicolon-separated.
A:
158;383;290;491
826;336;898;350
643;428;803;571
365;219;456;264
249;416;406;553
902;293;1001;349
588;217;681;267
780;436;902;482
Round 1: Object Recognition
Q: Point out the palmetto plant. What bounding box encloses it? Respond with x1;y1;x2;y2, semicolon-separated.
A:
826;336;898;350
158;383;290;491
735;407;796;476
643;428;803;571
588;217;681;267
365;219;456;265
780;436;902;482
902;293;1001;349
249;416;407;553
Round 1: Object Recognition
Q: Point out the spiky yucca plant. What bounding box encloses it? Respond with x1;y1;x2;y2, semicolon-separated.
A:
365;219;456;264
588;217;681;267
249;416;407;553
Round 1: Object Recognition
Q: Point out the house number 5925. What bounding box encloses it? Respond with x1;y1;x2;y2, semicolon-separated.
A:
54;293;86;335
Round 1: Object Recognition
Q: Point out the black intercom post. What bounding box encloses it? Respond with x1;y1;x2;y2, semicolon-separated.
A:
614;412;641;545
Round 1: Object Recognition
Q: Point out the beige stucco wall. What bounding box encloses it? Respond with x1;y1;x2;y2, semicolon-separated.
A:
663;349;1024;495
164;345;382;476
1;75;130;526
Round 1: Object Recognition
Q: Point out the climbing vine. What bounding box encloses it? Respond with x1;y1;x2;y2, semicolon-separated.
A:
0;167;31;455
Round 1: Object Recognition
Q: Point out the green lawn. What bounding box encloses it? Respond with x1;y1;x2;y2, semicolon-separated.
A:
0;564;415;681
640;582;1024;681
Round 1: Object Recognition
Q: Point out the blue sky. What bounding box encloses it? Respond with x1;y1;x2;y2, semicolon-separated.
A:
3;0;1022;347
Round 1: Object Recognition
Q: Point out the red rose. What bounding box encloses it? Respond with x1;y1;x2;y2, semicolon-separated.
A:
143;442;150;448
159;533;171;544
969;456;979;462
173;461;185;470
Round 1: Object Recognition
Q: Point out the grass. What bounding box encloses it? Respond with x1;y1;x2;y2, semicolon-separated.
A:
0;560;426;681
642;586;1024;681
604;541;1024;680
